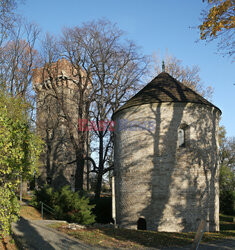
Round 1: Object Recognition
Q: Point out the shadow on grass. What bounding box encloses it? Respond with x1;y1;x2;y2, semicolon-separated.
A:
98;225;235;248
99;227;195;248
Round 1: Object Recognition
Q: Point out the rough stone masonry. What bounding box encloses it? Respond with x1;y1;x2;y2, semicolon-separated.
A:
113;72;221;232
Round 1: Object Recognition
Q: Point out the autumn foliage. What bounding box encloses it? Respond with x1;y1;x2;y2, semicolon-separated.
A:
200;0;235;57
200;0;235;38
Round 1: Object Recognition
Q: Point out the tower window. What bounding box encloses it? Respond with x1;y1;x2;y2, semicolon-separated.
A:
178;128;185;147
178;124;190;148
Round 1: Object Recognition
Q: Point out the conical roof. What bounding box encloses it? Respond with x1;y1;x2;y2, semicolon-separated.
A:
113;72;221;115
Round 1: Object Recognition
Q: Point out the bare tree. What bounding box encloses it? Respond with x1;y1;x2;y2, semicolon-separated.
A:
60;19;149;198
0;0;17;46
0;1;40;126
152;52;213;100
0;20;40;99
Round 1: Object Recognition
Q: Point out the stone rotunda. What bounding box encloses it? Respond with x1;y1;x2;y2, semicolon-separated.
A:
113;72;221;232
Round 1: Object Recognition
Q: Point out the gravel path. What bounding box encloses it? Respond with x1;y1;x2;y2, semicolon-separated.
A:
12;218;101;250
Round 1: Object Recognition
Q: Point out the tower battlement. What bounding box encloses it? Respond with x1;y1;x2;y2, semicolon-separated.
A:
32;58;88;91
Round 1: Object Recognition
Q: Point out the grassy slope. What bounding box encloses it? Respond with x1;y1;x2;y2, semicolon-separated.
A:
49;215;235;249
20;204;42;220
18;199;235;249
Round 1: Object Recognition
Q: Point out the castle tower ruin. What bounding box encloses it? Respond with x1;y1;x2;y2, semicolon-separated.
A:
33;59;90;190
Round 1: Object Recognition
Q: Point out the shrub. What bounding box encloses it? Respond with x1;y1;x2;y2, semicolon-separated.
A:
54;186;95;225
220;164;235;215
31;185;95;225
220;189;235;215
30;185;55;209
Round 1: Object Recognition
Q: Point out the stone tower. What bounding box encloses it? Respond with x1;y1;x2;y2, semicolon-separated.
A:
113;72;221;232
33;59;89;190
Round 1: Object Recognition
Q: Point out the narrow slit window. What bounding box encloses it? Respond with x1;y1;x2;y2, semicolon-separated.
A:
178;128;185;147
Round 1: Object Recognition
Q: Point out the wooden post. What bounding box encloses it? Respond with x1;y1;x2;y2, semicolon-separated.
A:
191;219;206;250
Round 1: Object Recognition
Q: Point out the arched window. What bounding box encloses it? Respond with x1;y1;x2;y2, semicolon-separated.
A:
178;128;185;147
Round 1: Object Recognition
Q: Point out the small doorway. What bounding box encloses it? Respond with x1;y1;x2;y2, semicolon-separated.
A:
137;217;147;230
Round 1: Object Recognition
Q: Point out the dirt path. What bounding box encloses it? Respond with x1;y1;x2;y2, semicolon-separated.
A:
12;218;101;250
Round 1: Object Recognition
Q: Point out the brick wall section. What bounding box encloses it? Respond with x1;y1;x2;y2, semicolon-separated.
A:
113;102;220;232
33;59;75;85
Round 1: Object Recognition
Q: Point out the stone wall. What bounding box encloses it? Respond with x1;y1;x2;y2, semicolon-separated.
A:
113;102;220;232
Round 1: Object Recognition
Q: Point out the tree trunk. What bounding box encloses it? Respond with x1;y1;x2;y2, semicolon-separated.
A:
95;135;104;199
75;154;84;192
95;167;103;199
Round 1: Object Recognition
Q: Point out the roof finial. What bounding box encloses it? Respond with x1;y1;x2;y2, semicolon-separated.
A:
162;60;165;72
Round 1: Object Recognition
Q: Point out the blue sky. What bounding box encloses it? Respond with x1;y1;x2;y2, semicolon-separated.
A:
17;0;235;137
